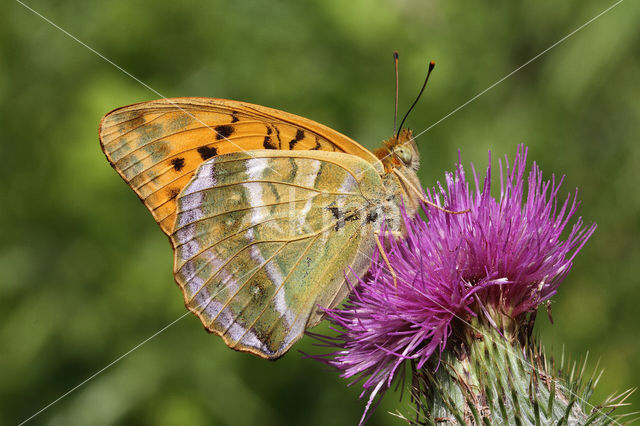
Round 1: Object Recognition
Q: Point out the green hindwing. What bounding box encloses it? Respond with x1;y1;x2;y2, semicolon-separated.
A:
170;150;387;358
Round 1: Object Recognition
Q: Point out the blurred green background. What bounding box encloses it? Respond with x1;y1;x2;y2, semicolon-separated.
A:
1;0;639;424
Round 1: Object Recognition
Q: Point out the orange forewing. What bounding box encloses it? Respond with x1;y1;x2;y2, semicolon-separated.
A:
99;97;379;235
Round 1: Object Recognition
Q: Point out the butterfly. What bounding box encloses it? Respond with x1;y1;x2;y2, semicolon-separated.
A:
99;97;426;359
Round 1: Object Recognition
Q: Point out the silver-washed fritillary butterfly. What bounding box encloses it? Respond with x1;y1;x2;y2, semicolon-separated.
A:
99;97;424;358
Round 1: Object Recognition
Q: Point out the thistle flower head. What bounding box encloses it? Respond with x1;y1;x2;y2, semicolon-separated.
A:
308;145;596;423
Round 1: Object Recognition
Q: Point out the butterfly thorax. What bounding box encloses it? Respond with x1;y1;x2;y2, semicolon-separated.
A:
374;128;422;221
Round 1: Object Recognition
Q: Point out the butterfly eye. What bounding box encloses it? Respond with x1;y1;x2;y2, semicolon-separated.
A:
394;146;413;165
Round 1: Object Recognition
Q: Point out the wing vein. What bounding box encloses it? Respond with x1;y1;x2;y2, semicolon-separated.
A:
101;111;172;143
179;217;285;285
206;241;290;327
165;196;317;232
167;180;356;199
235;232;322;347
282;226;363;334
182;211;355;302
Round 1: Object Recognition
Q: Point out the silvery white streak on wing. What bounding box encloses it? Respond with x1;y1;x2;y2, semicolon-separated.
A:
264;261;284;289
245;157;269;180
187;266;240;308
179;191;205;213
176;184;204;237
242;183;265;223
269;278;295;326
175;192;204;248
338;174;356;193
247;230;296;326
247;229;268;266
184;273;205;299
245;206;270;227
176;209;204;232
205;300;224;322
244;158;270;225
200;289;234;323
214;304;270;353
318;197;339;246
179;260;195;282
296;158;321;188
296;197;315;233
227;322;249;345
261;258;294;325
179;249;224;287
180;240;200;261
239;332;271;354
281;315;307;352
216;268;240;295
274;290;295;325
242;180;264;200
174;223;197;245
181;162;217;196
191;286;212;314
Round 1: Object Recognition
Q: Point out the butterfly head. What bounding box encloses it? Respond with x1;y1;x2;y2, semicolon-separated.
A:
375;128;420;173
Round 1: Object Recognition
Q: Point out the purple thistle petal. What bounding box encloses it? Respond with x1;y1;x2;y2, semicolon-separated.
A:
307;145;596;424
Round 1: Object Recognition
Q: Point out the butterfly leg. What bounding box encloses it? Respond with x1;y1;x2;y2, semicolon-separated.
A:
374;231;398;288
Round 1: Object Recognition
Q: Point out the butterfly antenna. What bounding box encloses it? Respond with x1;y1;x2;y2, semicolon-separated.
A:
393;51;399;135
396;60;435;138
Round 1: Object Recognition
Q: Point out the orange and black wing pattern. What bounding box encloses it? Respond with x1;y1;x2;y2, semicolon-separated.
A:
99;97;378;235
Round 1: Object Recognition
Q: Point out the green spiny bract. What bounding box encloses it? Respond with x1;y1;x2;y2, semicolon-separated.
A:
397;313;633;425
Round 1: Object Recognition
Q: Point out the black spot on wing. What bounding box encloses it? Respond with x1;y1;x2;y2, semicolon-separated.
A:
289;129;305;149
274;127;282;148
263;136;277;149
366;211;378;223
167;188;180;200
171;157;185;171
197;146;218;160
327;205;342;220
312;137;321;150
326;203;361;231
215;125;234;140
334;212;360;231
326;204;345;230
231;111;239;123
345;211;360;222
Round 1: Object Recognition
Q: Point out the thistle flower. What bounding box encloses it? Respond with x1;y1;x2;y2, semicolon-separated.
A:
308;145;600;424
